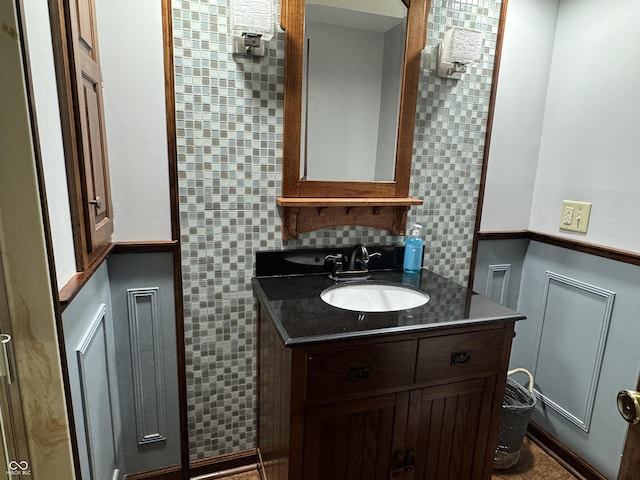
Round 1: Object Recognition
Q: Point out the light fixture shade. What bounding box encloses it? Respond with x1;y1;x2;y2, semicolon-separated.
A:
441;27;483;65
230;0;276;41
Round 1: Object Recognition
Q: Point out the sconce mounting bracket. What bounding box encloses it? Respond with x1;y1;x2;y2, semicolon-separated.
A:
233;33;265;56
436;43;464;80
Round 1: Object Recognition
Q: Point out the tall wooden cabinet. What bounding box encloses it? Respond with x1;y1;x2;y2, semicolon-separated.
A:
258;304;514;480
49;0;114;269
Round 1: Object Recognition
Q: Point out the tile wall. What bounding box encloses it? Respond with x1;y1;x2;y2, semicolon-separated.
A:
172;0;501;460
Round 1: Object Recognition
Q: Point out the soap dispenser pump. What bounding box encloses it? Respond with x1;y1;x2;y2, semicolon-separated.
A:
403;224;424;274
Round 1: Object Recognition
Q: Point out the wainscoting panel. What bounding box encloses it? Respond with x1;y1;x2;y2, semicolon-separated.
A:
486;264;511;305
107;252;180;474
532;272;615;432
477;239;640;478
76;303;120;480
473;239;528;311
127;288;167;445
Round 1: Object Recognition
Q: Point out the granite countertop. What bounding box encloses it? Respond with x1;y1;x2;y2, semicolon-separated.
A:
252;268;525;346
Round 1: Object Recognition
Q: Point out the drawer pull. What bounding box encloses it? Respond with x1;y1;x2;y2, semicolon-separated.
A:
348;366;371;381
451;351;472;365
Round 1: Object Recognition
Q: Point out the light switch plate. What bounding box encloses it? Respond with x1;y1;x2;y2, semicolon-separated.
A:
560;200;592;233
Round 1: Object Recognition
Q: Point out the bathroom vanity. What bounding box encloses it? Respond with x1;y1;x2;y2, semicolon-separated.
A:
252;252;525;480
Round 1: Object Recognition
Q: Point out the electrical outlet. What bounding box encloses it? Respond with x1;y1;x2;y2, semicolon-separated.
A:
559;200;592;233
562;206;574;225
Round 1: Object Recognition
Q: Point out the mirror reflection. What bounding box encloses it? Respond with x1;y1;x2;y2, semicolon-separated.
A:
301;0;407;182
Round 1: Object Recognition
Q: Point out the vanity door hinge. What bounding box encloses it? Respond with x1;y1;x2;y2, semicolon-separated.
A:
404;449;415;473
391;450;405;477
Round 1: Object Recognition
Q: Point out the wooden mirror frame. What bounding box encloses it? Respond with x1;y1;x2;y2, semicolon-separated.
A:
277;0;430;239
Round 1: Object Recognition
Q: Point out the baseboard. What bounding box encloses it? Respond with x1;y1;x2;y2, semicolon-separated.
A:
189;449;259;478
123;449;259;480
527;421;607;480
124;464;182;480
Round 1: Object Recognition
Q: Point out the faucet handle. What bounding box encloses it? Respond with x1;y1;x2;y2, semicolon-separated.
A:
324;254;344;273
362;251;381;269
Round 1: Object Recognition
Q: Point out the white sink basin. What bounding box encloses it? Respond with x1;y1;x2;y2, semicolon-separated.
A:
320;282;430;312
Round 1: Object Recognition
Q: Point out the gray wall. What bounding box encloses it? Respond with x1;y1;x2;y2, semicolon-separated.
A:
62;264;121;480
475;239;640;478
107;253;180;473
61;254;180;478
473;238;528;310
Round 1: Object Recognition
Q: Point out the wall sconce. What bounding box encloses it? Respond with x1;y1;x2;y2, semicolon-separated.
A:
230;0;276;57
437;27;483;80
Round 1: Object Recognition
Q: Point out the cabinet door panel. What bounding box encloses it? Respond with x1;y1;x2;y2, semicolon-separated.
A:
409;377;497;480
303;393;407;480
75;0;95;54
448;388;482;478
80;73;113;251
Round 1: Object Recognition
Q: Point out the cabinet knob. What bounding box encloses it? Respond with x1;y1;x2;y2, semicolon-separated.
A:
348;366;371;381
89;196;103;209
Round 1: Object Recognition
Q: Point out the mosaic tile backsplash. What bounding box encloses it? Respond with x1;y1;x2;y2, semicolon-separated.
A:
172;0;502;460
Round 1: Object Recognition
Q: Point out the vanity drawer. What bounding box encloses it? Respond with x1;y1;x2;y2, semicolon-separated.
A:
306;341;416;404
415;329;506;384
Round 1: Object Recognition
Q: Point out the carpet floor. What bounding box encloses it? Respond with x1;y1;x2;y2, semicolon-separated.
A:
492;438;577;479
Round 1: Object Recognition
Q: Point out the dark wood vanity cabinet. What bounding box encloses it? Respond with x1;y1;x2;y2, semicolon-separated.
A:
257;304;515;480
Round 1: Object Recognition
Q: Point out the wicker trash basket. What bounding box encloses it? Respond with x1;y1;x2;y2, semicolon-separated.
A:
494;368;537;470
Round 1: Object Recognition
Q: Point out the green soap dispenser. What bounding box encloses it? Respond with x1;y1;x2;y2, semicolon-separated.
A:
403;224;424;273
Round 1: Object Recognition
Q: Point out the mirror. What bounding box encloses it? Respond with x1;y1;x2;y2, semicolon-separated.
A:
301;0;407;182
281;0;429;199
278;0;428;238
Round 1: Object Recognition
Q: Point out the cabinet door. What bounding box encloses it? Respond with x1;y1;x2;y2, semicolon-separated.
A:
303;393;408;480
70;0;113;256
407;377;497;480
51;0;113;269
